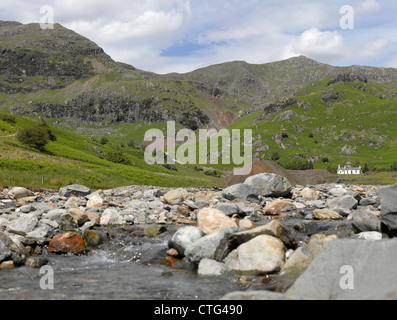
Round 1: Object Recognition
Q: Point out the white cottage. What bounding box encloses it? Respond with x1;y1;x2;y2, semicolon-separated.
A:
337;165;362;175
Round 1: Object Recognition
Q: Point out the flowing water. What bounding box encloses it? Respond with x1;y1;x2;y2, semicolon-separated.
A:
0;220;353;300
0;225;245;300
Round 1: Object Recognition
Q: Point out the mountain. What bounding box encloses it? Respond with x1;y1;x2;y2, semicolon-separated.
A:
166;56;397;105
2;20;397;136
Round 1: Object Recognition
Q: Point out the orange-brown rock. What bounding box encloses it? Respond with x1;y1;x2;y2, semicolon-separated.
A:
264;200;296;215
197;208;238;234
47;232;86;253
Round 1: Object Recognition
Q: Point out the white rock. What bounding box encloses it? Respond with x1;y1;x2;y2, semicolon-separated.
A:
224;235;286;275
198;259;228;276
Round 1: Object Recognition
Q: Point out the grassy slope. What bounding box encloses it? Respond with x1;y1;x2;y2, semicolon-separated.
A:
222;78;397;183
0;115;224;189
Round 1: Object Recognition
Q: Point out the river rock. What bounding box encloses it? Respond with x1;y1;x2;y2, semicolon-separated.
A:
351;209;382;233
86;194;104;208
313;209;343;220
163;190;184;205
59;185;91;198
19;205;32;213
0;232;29;265
0;261;14;269
359;197;379;207
286;239;397;300
44;209;67;222
228;220;295;250
26;223;53;240
214;203;240;217
244;173;292;198
327;195;358;215
0;237;12;262
264;200;296;215
59;212;79;231
47;232;86;253
301;187;320;201
64;197;84;208
280;247;313;277
168;226;205;256
25;256;49;269
83;229;108;248
198;259;228;276
68;208;89;226
356;231;383;241
7;213;39;236
144;225;167;236
197;208;238;234
221;183;260;202
224;235;286;275
8;187;33;200
100;209;127;226
329;187;347;197
306;234;338;258
378;183;397;236
185;231;231;264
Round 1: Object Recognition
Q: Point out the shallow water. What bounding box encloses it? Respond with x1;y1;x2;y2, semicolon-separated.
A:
0;219;353;300
0;226;244;300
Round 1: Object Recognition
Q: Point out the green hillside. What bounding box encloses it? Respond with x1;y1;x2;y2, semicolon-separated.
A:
226;73;397;174
0;114;224;189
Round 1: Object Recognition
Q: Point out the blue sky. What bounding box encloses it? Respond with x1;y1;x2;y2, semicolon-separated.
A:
1;0;396;74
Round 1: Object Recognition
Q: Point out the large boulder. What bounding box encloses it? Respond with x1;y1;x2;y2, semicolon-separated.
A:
7;187;33;200
221;183;260;202
224;235;286;275
287;239;397;300
224;239;397;300
244;173;292;197
59;185;91;198
378;183;397;236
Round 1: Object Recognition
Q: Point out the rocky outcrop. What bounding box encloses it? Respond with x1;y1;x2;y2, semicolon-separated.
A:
327;72;368;86
12;91;209;129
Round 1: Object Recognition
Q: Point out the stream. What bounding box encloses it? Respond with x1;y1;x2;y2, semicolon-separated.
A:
0;225;245;300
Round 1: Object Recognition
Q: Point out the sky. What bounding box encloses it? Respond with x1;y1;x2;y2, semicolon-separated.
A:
1;0;396;74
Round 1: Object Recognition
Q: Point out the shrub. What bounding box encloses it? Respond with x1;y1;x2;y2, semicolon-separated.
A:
204;169;221;177
39;121;57;141
127;140;135;148
0;113;17;125
283;158;313;170
105;150;131;165
100;137;109;145
271;152;280;161
17;125;50;150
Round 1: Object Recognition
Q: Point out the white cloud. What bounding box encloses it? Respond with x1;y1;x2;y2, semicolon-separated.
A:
355;0;381;16
0;0;395;73
293;28;345;58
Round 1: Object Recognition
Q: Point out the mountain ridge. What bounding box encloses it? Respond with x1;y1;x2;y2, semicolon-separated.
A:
1;20;397;136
